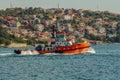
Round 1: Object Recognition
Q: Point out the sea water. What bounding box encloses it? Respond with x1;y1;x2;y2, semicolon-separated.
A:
0;44;120;80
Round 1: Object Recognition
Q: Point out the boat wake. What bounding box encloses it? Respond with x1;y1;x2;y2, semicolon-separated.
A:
0;53;15;57
20;50;39;56
87;47;96;54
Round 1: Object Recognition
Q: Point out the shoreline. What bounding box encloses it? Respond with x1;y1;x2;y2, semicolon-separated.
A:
0;42;120;48
0;43;32;48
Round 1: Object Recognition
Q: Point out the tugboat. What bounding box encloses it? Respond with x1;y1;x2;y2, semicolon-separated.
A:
14;18;95;55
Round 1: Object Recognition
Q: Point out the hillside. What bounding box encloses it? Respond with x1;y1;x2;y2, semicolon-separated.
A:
0;7;120;46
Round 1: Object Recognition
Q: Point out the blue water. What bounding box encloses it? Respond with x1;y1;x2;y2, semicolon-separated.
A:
0;44;120;80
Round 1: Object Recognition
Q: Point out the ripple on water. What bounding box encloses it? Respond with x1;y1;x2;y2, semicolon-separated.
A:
0;44;120;80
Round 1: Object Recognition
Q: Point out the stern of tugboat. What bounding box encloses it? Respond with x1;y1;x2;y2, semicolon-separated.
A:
14;50;21;54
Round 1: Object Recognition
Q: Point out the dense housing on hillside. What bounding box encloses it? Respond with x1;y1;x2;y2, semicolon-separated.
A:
0;7;120;46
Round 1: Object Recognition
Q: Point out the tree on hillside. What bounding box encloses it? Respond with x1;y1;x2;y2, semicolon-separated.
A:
116;22;120;34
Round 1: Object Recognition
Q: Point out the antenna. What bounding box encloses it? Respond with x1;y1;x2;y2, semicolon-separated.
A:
97;4;99;11
10;2;13;8
58;3;59;8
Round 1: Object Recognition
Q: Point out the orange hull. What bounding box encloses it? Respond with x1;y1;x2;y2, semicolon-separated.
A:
14;42;92;55
62;47;90;54
37;42;91;54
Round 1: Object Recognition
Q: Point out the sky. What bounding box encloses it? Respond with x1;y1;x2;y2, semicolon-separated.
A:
0;0;120;14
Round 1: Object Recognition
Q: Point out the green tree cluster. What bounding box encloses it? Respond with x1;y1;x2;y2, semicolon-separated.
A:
0;27;26;46
0;27;11;45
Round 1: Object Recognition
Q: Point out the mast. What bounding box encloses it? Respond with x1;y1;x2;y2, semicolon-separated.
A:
51;18;59;45
52;25;56;38
56;17;60;32
58;3;59;9
51;17;60;45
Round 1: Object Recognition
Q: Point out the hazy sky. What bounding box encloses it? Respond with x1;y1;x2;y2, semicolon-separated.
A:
0;0;120;14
